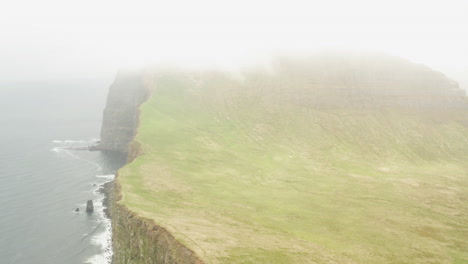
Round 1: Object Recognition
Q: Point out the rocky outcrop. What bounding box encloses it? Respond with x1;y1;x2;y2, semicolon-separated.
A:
95;71;148;153
86;200;94;213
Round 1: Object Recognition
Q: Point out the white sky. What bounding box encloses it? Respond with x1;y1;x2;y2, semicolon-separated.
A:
1;0;467;87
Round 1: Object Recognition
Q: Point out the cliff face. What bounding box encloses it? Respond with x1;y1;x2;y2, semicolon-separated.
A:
96;71;148;153
111;176;205;264
98;72;204;264
267;53;468;109
107;128;204;264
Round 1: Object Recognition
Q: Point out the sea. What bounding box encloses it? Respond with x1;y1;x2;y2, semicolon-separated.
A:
0;80;126;264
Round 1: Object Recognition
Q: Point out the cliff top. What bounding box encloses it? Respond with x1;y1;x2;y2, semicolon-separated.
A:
116;54;468;263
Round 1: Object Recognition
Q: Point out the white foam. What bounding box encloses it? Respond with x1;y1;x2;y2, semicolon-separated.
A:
96;174;115;181
52;139;98;145
85;252;112;264
51;147;63;153
51;138;114;264
64;140;88;144
84;189;113;264
51;144;103;173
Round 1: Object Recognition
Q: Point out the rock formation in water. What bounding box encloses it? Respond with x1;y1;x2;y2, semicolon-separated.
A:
86;200;94;213
95;71;148;153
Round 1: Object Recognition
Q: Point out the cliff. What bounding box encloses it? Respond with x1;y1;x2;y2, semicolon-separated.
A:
264;53;467;109
111;172;205;264
105;53;468;264
97;71;204;264
96;71;148;153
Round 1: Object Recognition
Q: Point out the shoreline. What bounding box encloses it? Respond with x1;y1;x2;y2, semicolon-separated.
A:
98;179;115;264
99;180;114;221
51;141;116;264
96;73;206;263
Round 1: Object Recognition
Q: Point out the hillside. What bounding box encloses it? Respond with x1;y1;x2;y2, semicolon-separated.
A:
114;53;468;264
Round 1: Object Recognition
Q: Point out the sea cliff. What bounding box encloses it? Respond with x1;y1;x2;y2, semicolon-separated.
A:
111;175;205;264
96;71;148;153
99;71;204;264
99;53;468;264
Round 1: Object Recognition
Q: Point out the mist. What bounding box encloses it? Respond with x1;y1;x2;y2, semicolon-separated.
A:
2;2;468;264
1;0;467;89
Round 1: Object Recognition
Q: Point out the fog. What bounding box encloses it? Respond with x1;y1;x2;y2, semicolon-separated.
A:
1;0;467;89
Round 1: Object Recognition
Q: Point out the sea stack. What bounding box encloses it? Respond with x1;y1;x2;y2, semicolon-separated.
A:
94;71;147;153
86;200;94;213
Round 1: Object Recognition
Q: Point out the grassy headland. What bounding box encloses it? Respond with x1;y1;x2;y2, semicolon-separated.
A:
117;55;468;263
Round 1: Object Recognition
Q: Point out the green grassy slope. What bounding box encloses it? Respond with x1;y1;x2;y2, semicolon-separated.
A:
118;59;468;263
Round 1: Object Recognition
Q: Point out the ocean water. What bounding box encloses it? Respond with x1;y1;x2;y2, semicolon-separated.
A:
0;81;126;264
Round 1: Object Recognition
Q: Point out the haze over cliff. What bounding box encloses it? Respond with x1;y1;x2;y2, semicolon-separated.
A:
98;52;467;153
97;71;147;153
1;0;468;92
102;53;468;264
2;0;468;263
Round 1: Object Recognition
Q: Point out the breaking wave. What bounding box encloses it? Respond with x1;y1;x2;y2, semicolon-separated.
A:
84;176;114;264
51;139;115;264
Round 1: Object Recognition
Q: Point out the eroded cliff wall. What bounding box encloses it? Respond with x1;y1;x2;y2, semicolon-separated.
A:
98;72;204;264
111;178;205;264
96;71;148;153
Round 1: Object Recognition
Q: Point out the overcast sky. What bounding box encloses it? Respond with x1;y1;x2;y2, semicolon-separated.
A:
1;0;467;88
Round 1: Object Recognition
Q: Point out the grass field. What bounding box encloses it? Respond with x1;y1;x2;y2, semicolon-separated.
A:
117;70;468;264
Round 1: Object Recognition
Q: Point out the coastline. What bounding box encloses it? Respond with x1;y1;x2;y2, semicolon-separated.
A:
98;178;115;264
96;72;206;263
110;175;206;264
50;141;117;264
99;180;113;223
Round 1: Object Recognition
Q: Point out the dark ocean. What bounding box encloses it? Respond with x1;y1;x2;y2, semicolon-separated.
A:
0;81;126;264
